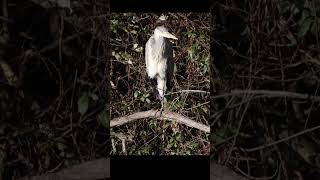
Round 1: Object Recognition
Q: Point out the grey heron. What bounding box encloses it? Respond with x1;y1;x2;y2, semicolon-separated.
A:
145;26;178;103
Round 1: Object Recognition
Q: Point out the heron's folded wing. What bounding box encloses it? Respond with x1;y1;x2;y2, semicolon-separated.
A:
145;39;151;77
145;37;157;78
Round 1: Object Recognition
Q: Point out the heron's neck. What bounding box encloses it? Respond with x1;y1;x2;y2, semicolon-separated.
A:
153;35;165;53
154;34;164;42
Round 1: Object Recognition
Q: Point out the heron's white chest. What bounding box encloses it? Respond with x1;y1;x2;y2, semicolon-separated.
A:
156;58;167;79
145;39;167;79
147;53;167;78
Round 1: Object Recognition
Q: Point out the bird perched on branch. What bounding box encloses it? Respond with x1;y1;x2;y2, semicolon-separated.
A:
145;26;178;104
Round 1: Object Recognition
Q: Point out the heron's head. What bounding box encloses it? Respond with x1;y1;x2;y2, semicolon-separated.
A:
154;26;178;40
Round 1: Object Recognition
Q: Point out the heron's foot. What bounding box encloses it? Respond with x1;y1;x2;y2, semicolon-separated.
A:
159;99;165;116
162;96;167;105
159;106;164;116
159;96;167;115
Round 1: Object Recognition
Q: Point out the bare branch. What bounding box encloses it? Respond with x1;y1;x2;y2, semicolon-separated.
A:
166;89;210;96
111;109;210;133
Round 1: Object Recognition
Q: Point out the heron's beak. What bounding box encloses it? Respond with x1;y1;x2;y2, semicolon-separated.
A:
161;32;178;40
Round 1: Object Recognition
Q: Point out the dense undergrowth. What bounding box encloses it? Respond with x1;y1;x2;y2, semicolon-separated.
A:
0;1;109;178
212;0;320;179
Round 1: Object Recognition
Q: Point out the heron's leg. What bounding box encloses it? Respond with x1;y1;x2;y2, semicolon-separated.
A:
159;96;164;114
158;78;167;116
156;77;166;99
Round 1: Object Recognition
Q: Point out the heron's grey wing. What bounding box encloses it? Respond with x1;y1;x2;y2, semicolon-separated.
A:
164;39;174;91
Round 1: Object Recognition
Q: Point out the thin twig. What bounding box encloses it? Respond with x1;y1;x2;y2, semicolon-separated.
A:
69;70;78;133
0;16;12;22
121;138;127;155
212;89;320;101
224;97;251;164
241;124;320;152
234;162;278;180
111;139;116;153
40;32;86;53
165;89;210;96
185;101;209;110
111;109;210;133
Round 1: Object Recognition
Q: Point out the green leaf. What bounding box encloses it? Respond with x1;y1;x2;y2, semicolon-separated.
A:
211;134;225;144
299;9;310;25
134;91;139;98
146;98;151;104
98;110;109;128
89;93;99;101
188;48;193;60
57;142;67;151
78;92;89;116
298;17;313;38
114;53;121;60
66;153;74;158
31;101;40;111
110;20;118;33
176;133;182;142
134;47;143;52
287;32;297;45
310;19;320;36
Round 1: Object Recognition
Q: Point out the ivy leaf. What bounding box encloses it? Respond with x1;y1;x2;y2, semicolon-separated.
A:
298;17;313;38
78;92;89;116
98;110;109;128
134;91;139;98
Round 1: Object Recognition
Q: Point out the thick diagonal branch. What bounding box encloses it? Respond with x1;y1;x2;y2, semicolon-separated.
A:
111;109;210;133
